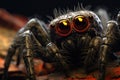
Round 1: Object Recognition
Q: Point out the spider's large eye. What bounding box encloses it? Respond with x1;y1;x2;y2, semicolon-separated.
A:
56;20;72;36
73;15;90;32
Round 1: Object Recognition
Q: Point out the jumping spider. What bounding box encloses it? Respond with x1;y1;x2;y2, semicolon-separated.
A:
2;8;120;80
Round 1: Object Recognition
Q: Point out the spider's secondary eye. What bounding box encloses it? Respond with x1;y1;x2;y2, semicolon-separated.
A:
73;16;90;32
56;20;72;37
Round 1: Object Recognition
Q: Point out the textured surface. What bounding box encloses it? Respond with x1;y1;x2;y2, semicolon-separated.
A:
0;58;120;80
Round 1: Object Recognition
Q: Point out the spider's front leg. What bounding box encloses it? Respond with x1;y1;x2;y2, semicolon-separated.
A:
25;19;68;77
99;12;120;80
23;31;36;80
3;18;68;80
21;19;68;80
24;18;68;69
3;30;37;80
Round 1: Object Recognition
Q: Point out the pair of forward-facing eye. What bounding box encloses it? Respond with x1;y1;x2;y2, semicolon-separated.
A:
51;15;90;37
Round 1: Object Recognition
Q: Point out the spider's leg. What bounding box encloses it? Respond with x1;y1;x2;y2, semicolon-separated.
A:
20;30;36;80
3;32;26;80
21;18;66;80
99;19;120;80
24;18;68;70
2;44;17;80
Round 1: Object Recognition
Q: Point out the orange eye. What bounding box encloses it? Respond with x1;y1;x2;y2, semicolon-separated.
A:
73;16;90;32
56;20;72;37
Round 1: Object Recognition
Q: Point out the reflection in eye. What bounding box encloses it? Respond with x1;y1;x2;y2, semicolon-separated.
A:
77;17;83;22
62;21;68;26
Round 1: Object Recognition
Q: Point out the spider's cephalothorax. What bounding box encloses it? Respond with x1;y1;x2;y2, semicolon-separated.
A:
49;10;103;70
3;8;120;80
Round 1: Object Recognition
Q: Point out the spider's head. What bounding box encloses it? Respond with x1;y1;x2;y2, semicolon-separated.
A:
49;10;103;67
49;10;103;44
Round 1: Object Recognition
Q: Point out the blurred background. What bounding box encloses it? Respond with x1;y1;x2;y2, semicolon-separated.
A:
0;0;120;21
0;0;120;80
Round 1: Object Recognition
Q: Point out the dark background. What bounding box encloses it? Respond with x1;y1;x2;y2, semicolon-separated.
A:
0;0;120;22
